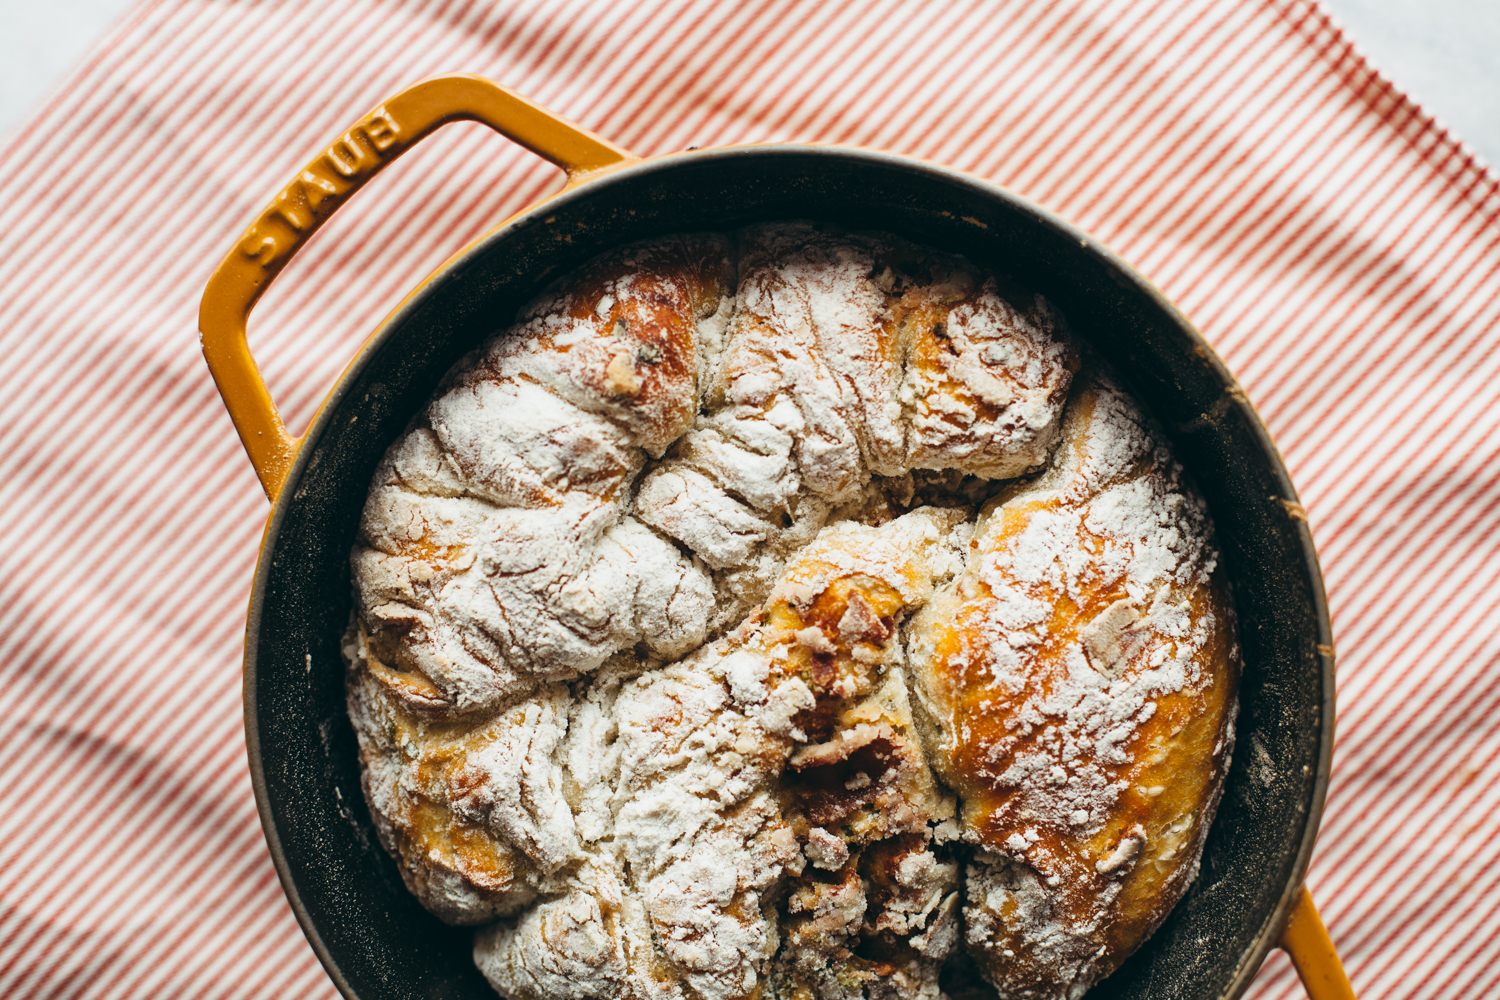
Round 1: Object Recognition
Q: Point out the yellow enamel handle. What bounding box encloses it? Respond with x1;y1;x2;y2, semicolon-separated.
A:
1280;885;1357;1000
200;73;635;502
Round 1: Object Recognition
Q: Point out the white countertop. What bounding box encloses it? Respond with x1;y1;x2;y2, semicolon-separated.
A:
1321;0;1500;167
0;0;136;138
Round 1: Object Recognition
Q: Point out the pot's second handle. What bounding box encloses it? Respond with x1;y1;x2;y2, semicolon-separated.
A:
1281;886;1357;1000
200;73;635;502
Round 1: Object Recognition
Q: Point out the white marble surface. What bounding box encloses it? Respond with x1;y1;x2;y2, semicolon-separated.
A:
1321;0;1500;166
0;0;137;137
0;1;1496;160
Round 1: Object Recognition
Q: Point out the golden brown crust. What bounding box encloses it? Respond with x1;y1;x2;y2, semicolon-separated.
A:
498;234;731;459
344;656;579;924
748;514;964;1000
887;259;1080;481
351;235;734;718
469;511;961;1000
908;372;1239;999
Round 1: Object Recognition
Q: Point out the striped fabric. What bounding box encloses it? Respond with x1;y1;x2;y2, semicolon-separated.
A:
0;0;1495;997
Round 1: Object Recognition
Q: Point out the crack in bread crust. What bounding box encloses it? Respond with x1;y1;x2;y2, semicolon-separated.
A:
343;223;1237;1000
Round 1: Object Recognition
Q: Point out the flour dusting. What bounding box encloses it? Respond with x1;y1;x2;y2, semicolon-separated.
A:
344;224;1237;1000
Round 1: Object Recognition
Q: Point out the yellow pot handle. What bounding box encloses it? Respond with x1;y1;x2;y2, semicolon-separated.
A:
1280;885;1357;999
199;73;635;502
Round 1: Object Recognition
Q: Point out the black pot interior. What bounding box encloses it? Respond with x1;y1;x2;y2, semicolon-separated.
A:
246;147;1332;1000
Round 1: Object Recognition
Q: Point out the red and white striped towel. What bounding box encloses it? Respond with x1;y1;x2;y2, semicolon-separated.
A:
1;1;1496;997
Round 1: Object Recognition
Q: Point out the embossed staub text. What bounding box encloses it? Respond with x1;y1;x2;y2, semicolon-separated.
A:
238;106;403;269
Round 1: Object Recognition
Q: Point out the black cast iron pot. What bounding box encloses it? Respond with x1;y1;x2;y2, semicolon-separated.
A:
200;74;1342;1000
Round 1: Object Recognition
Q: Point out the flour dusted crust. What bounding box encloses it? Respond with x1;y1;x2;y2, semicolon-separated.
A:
907;373;1238;999
344;222;1237;1000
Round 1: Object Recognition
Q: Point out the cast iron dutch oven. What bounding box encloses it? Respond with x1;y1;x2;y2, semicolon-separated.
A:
200;75;1354;1000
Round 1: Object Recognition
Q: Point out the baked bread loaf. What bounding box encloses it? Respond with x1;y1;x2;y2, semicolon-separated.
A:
907;372;1237;999
343;222;1238;1000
